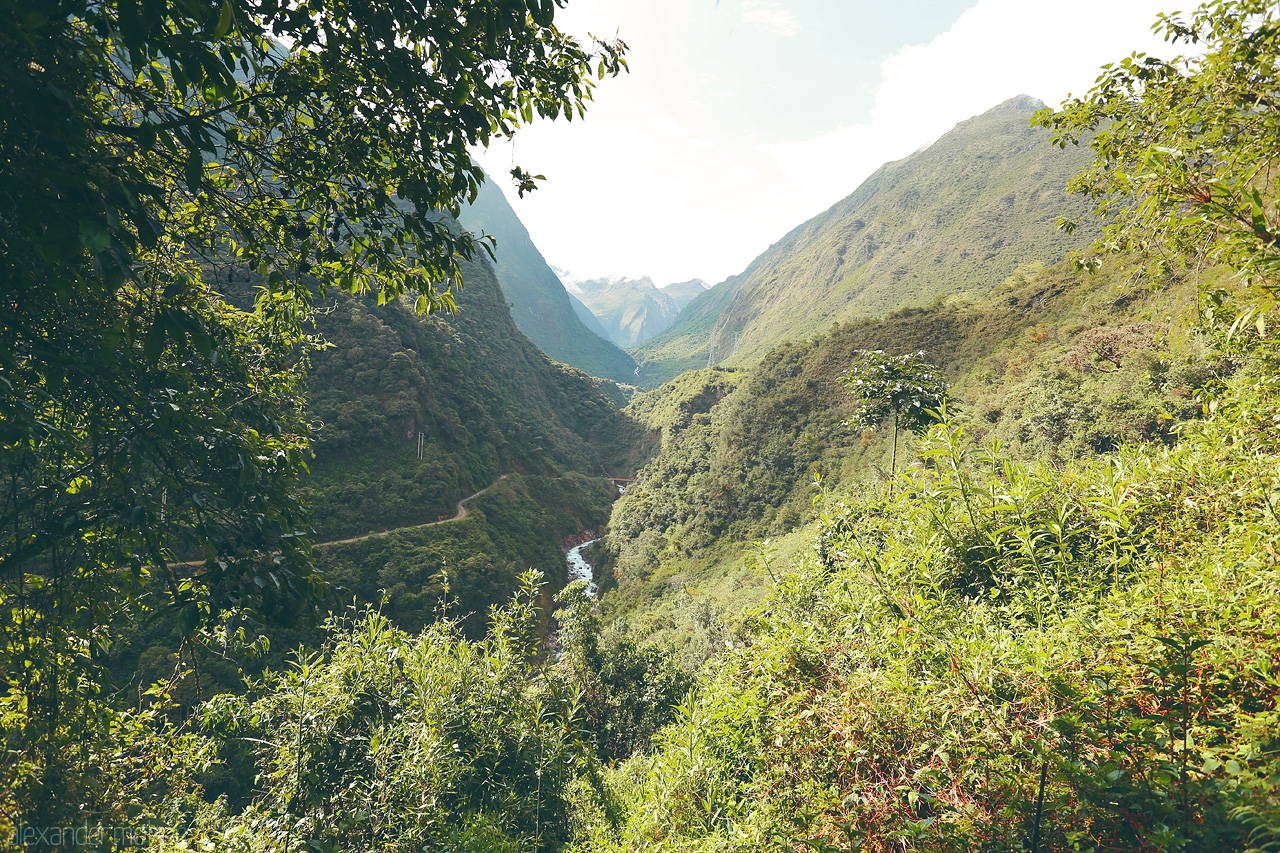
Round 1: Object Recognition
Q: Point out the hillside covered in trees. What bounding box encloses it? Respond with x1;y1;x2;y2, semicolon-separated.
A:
301;246;629;540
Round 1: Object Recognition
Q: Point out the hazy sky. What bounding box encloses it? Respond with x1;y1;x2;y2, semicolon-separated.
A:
478;0;1188;286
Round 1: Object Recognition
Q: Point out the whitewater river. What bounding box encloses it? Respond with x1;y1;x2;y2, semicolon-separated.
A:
566;539;599;597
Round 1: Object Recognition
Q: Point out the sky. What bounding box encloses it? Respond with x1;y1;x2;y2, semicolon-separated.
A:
478;0;1189;287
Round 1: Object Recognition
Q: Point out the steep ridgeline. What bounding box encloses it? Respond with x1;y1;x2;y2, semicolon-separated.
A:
301;247;631;542
631;96;1099;388
563;274;709;348
457;177;637;383
567;289;615;342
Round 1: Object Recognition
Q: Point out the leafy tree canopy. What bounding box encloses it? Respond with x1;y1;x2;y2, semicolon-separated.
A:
0;0;625;830
2;0;626;308
842;349;949;492
1034;0;1280;332
841;349;949;436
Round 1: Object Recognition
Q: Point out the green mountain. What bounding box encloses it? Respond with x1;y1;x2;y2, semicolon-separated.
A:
631;96;1100;387
457;178;637;383
114;259;645;786
302;246;629;542
112;239;635;717
598;254;1213;642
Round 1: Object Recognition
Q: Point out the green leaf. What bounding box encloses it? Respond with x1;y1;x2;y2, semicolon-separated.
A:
185;150;203;193
143;314;173;363
214;1;233;38
78;220;111;254
1251;188;1269;240
531;0;554;27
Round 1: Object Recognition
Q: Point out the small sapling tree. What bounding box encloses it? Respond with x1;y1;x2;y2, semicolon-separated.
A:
842;350;950;493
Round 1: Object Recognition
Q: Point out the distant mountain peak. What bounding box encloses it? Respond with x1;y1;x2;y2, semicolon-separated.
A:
660;278;709;292
993;94;1047;112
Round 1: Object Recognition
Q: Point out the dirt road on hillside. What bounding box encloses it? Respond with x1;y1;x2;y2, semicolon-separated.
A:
316;474;510;548
159;475;511;568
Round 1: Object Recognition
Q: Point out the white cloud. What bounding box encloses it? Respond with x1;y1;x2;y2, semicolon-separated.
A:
762;0;1182;233
741;1;800;37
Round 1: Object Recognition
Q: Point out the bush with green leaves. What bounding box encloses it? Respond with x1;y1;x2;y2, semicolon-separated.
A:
1035;0;1280;335
553;582;694;764
587;388;1280;853
183;572;595;853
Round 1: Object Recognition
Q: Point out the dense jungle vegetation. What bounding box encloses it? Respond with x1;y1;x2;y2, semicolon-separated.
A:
593;255;1217;654
0;0;629;844
6;1;1280;853
300;253;631;542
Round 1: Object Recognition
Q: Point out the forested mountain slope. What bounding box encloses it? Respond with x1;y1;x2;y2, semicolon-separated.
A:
109;246;634;728
632;96;1100;386
600;256;1218;638
458;178;638;383
40;5;1280;853
301;247;631;540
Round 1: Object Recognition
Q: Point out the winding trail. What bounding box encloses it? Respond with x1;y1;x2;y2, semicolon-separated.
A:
161;475;511;568
315;474;510;548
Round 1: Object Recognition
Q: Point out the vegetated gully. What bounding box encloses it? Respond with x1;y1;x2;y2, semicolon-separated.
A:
565;479;628;598
566;540;598;597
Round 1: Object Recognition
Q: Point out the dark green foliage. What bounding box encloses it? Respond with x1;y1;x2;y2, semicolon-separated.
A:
0;278;322;834
554;583;694;763
1;0;626;835
302;252;630;540
187;577;593;853
0;0;625;315
317;474;616;639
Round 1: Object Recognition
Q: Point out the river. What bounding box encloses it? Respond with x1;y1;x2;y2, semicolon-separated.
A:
566;538;599;597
